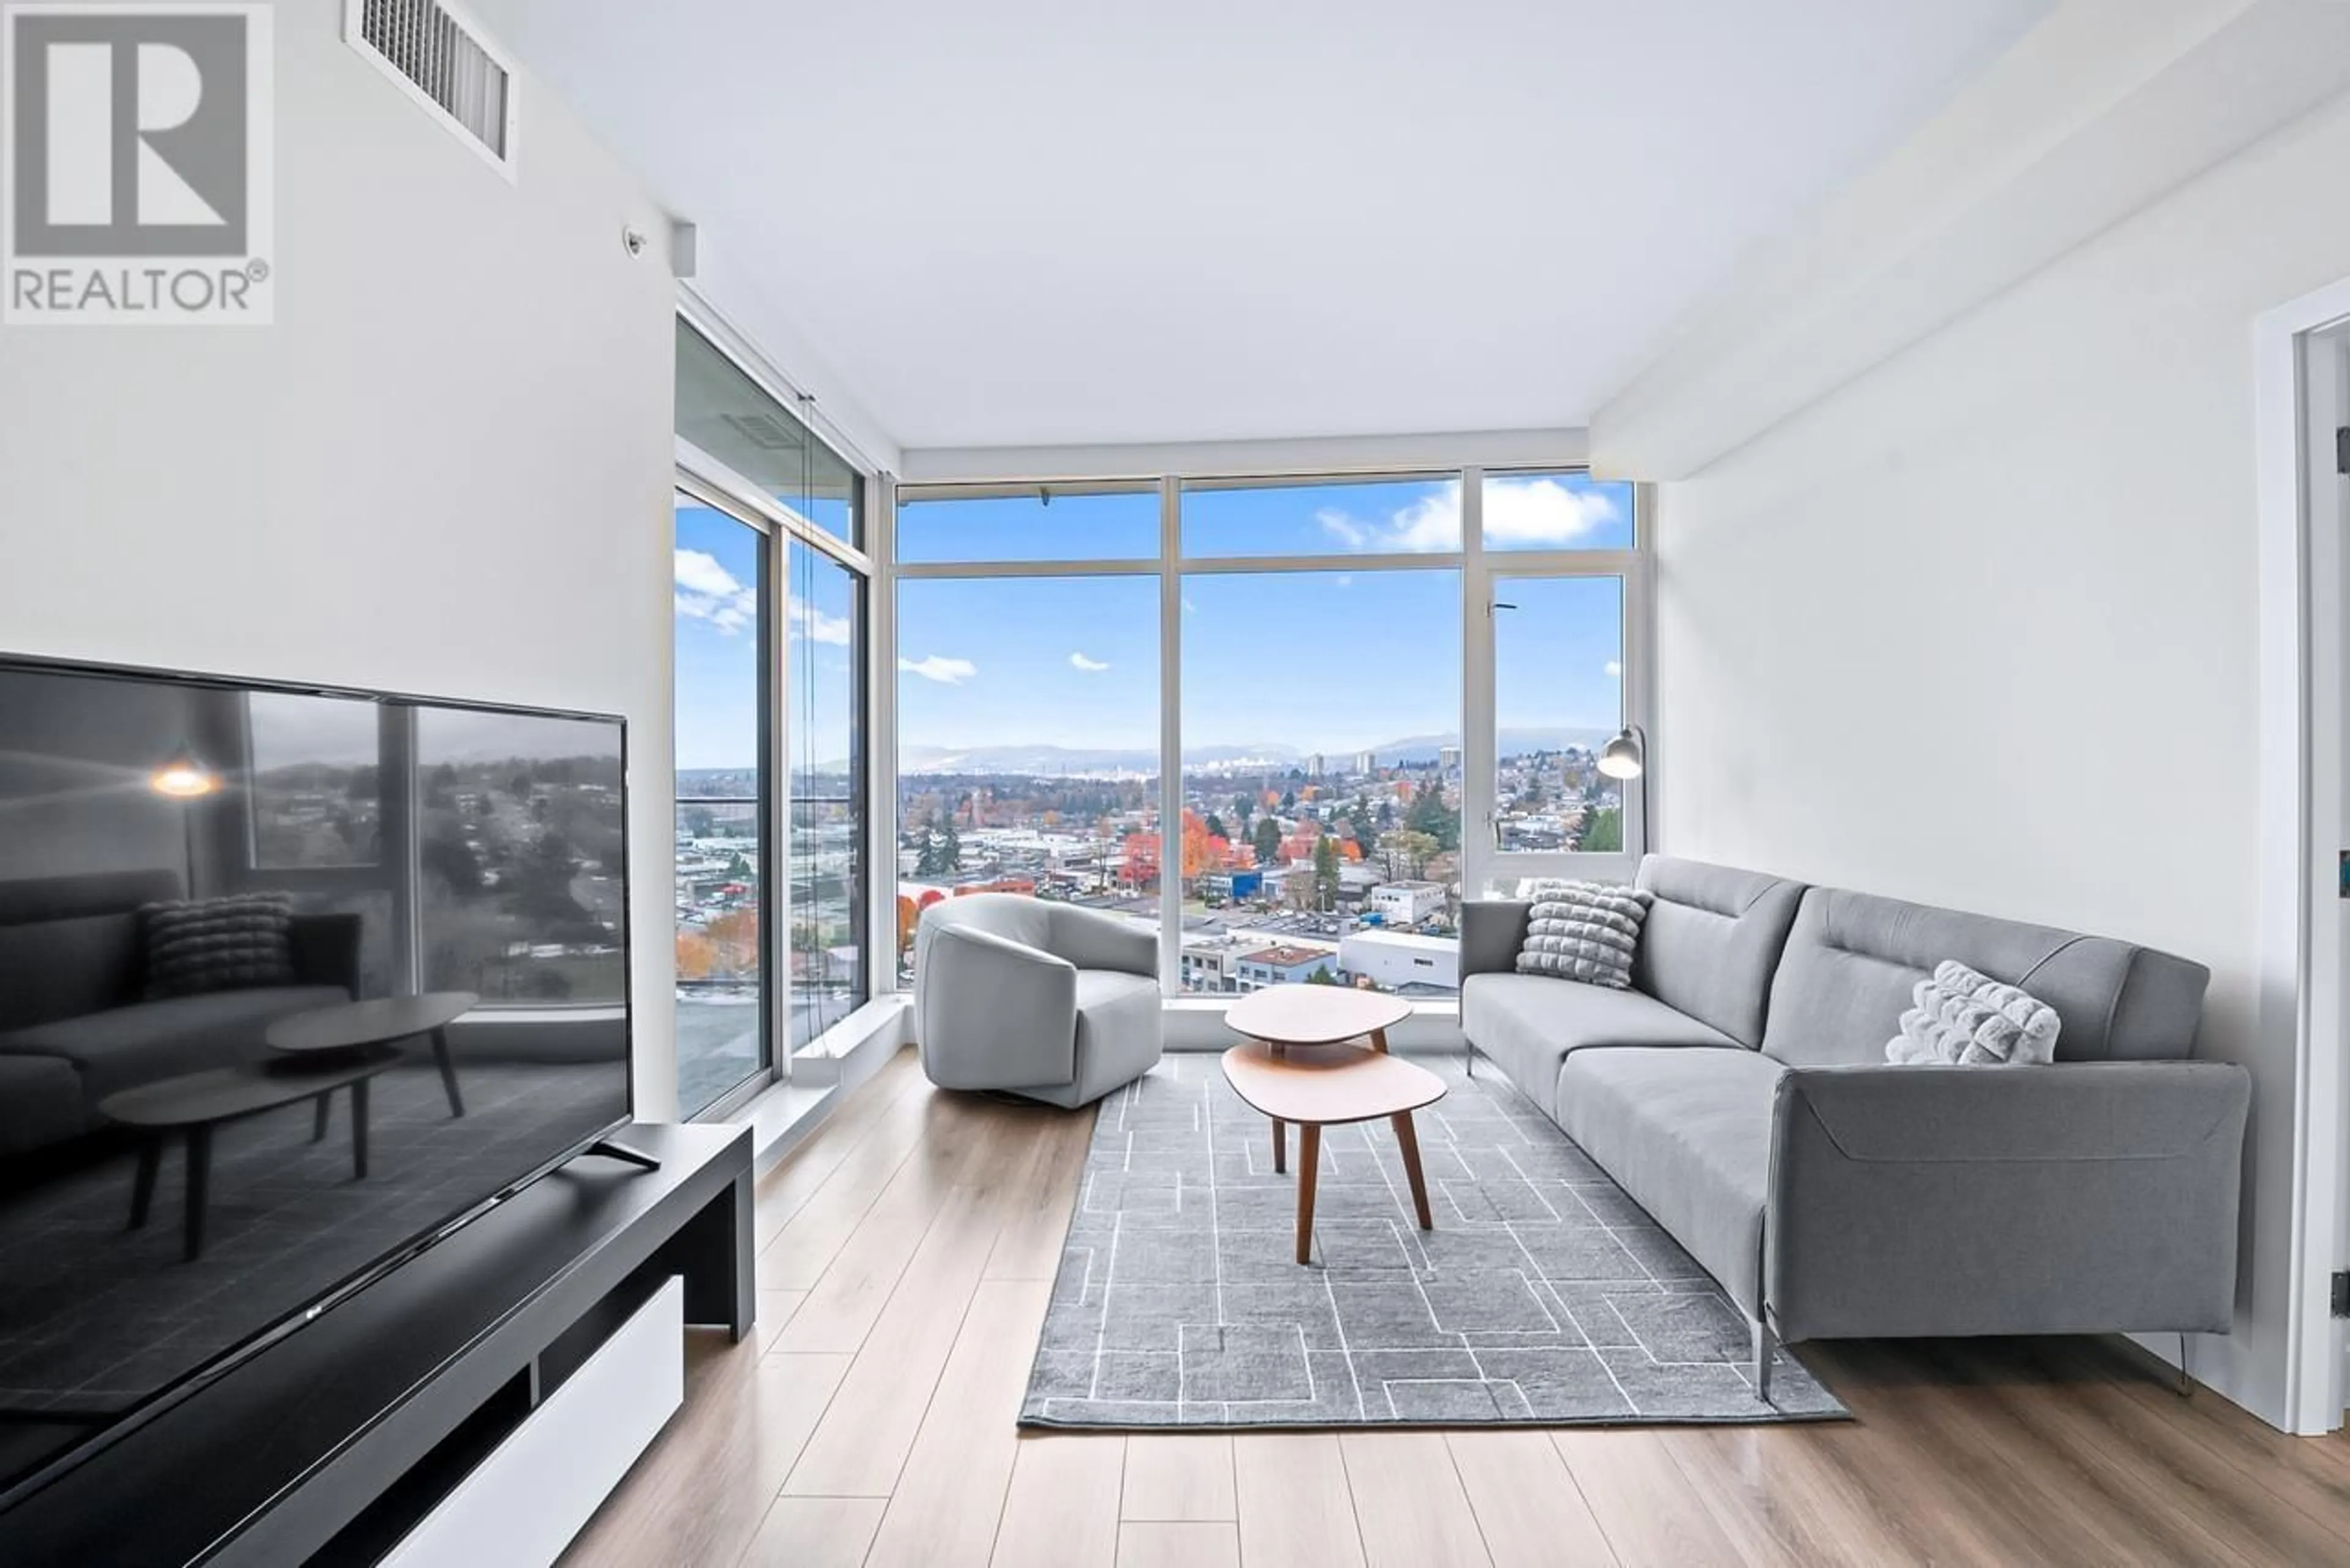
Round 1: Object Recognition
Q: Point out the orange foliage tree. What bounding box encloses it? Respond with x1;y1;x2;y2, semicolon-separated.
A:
704;909;759;977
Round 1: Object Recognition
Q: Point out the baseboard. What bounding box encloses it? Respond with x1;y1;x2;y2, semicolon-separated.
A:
744;999;911;1179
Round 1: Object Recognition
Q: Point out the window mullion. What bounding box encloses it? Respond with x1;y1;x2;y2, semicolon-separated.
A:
1158;476;1182;997
1461;467;1493;901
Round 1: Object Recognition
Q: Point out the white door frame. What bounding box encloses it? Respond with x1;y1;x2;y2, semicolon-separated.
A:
2256;274;2350;1434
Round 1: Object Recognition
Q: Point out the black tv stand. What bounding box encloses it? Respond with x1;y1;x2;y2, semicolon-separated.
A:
583;1137;662;1170
0;1123;752;1566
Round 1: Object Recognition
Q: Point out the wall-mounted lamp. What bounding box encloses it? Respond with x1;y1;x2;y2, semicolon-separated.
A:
1597;726;1646;781
151;744;218;798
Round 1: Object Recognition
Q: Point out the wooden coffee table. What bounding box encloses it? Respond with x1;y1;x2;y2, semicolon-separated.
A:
1222;985;1444;1264
267;991;477;1118
99;1051;401;1261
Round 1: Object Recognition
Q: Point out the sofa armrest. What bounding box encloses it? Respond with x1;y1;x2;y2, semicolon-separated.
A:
289;912;364;996
1460;900;1531;983
1047;902;1159;979
914;922;1079;1091
1767;1062;2249;1342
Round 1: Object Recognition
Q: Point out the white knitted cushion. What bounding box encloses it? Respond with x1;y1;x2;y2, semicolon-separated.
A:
1886;960;2062;1066
1514;881;1652;988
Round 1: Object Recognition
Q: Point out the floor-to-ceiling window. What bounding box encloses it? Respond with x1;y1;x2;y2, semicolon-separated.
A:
672;491;769;1116
787;536;867;1048
673;317;875;1115
889;467;1645;1006
893;485;1162;984
1468;471;1644;898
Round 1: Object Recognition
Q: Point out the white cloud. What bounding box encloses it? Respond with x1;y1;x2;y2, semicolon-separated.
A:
1483;476;1618;547
674;548;742;599
1382;488;1468;551
674;548;759;637
900;654;977;685
791;599;852;646
1315;507;1370;549
1181;598;1198;614
1604;659;1623;679
1310;477;1619;555
1069;652;1111;672
1334;574;1354;589
1313;484;1463;552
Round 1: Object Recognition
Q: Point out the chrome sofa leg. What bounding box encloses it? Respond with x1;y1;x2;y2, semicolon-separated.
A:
2176;1332;2192;1399
1752;1317;1777;1405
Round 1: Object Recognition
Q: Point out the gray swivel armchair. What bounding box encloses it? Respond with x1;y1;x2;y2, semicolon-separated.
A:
912;894;1163;1108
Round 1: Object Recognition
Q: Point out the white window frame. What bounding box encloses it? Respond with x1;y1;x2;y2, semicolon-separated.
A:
673;301;884;1110
1464;471;1655;898
886;464;1654;1010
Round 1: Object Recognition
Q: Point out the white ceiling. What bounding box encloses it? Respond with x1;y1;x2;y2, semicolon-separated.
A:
476;0;2050;454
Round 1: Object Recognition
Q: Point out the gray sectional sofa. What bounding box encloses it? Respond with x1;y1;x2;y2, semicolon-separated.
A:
1460;855;2250;1394
0;870;360;1156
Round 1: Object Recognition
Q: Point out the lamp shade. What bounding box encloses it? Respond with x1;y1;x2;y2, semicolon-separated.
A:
1596;726;1645;781
151;745;218;798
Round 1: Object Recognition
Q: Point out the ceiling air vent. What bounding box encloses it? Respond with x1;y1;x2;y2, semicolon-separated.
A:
721;413;805;452
344;0;518;177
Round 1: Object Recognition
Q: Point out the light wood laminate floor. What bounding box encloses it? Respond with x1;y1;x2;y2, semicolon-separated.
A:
561;1050;2350;1568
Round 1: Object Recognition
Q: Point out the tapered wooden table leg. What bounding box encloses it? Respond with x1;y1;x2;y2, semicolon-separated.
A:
184;1124;211;1262
129;1137;159;1230
1295;1124;1320;1265
1272;1117;1286;1173
1392;1110;1433;1231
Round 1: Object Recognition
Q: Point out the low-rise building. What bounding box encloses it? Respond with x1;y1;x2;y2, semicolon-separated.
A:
1181;934;1248;993
1234;943;1340;990
1340;929;1460;993
1199;868;1264;902
1368;880;1447;927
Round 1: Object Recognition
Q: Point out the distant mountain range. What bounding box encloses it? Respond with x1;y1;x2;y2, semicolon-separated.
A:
895;727;1616;777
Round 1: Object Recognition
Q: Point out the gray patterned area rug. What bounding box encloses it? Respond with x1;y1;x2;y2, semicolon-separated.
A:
1020;1053;1846;1429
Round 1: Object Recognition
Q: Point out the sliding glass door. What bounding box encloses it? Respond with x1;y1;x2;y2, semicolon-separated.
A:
673;490;771;1117
673;315;875;1114
786;539;868;1050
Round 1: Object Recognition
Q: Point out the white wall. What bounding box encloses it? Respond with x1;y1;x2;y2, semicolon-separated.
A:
1652;89;2350;1428
0;4;683;1113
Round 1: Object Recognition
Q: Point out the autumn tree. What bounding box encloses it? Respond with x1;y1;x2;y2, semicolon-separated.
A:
1312;834;1340;911
1378;829;1441;879
1178;808;1226;883
1404;778;1461;851
700;909;760;978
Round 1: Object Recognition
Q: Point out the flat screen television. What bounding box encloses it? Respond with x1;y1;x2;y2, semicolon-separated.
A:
0;655;633;1500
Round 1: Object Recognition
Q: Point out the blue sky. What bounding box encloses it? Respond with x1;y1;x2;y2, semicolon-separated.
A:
679;478;1631;766
674;502;763;771
674;500;864;772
